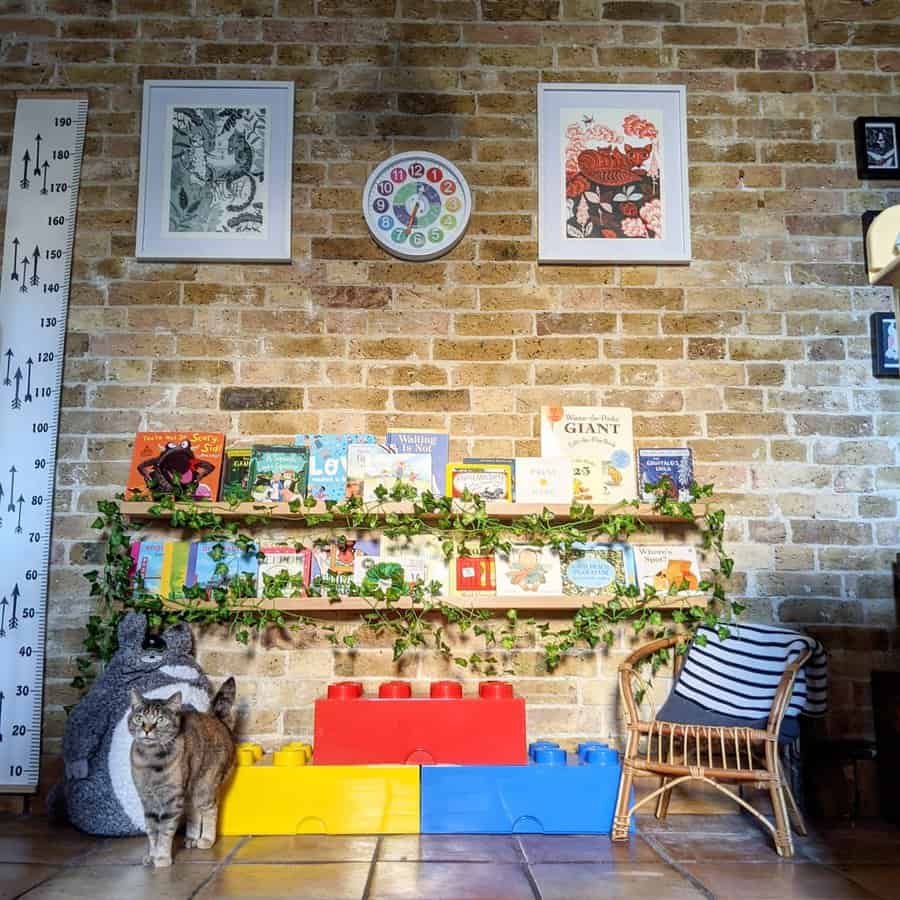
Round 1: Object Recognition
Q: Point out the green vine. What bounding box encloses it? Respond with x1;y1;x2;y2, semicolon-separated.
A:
74;478;739;694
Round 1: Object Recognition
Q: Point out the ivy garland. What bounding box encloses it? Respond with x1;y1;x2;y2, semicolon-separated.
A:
74;478;741;695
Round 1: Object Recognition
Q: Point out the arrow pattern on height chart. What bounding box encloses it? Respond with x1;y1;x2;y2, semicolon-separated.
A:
3;349;11;386
9;584;19;630
11;369;22;410
19;257;28;293
0;596;7;638
9;238;19;283
7;468;17;513
14;496;23;534
19;149;30;190
33;133;42;177
40;161;49;195
24;358;33;403
29;246;39;287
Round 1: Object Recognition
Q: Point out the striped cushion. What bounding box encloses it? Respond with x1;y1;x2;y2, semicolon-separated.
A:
669;622;827;722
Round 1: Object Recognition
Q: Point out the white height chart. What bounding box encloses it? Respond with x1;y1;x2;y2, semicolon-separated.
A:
0;94;87;792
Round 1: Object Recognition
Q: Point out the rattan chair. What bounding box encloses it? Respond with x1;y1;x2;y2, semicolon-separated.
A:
611;635;810;858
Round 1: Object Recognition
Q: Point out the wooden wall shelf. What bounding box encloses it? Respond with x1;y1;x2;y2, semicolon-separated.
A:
164;593;708;613
120;500;706;526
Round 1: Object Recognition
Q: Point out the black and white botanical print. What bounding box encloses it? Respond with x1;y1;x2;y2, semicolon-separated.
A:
165;106;267;235
865;122;898;170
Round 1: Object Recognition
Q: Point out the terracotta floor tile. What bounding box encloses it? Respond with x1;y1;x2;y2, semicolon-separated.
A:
0;863;62;900
81;834;246;865
518;833;657;863
233;834;378;863
682;861;880;899
530;862;706;899
800;823;900;864
378;834;522;862
644;827;810;863
196;862;370;900
838;865;900;900
367;861;536;900
14;862;217;900
0;832;98;866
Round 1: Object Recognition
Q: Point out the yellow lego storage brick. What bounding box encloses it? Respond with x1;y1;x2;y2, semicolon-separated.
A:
219;743;420;835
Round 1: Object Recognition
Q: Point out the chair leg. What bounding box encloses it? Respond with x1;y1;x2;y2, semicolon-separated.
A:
655;776;672;820
779;760;808;837
612;731;639;841
766;744;794;858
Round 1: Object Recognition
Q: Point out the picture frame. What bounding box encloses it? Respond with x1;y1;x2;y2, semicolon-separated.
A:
854;117;900;180
870;312;899;379
537;83;691;264
136;80;294;262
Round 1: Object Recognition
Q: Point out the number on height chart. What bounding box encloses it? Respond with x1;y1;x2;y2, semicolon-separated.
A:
54;116;72;126
47;216;64;226
41;317;58;327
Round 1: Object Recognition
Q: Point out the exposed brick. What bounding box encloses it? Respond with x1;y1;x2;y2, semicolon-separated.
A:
220;388;305;411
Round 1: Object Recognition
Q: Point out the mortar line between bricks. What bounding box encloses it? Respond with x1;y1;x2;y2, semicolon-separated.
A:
187;834;250;899
638;829;716;900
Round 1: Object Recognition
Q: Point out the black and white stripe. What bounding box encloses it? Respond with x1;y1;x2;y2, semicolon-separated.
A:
674;622;828;721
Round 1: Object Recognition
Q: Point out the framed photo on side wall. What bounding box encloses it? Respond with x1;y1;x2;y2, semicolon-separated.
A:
870;312;899;379
136;80;294;261
538;83;691;264
854;117;900;180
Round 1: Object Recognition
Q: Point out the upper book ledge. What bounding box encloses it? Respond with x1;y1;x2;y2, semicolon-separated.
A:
119;500;707;526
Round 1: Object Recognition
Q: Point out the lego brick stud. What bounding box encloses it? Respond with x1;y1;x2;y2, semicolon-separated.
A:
327;682;364;700
430;681;463;699
478;680;514;700
379;681;412;699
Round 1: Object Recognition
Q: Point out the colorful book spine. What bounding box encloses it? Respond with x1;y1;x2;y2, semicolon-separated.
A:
159;541;191;599
295;434;377;502
220;448;252;501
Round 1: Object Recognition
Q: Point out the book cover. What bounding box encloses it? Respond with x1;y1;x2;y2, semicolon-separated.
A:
220;447;252;501
363;452;432;501
464;457;517;498
295;434;377;502
127;432;225;501
638;448;694;503
446;463;512;501
353;537;431;592
514;457;573;505
346;443;393;499
376;534;451;595
633;545;701;595
188;540;259;593
257;545;313;598
386;429;449;495
540;406;635;504
452;555;497;598
495;544;563;596
131;540;166;596
309;537;380;595
561;541;638;597
248;445;309;503
158;540;192;599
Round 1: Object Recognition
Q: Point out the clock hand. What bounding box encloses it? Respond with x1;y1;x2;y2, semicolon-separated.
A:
405;200;420;235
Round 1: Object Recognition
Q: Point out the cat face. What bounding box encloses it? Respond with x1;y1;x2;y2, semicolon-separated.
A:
128;690;182;746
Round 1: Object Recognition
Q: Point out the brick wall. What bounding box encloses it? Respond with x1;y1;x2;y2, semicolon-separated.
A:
1;0;898;756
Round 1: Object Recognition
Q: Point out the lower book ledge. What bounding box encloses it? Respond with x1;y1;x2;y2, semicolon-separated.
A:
162;593;709;612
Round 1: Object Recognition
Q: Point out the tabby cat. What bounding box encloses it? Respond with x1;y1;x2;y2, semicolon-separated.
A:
128;677;236;868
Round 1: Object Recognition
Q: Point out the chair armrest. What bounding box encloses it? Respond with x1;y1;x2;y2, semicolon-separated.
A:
618;635;688;726
766;648;813;736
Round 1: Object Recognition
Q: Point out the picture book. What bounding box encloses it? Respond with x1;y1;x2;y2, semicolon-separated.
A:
514;457;573;505
376;534;451;595
633;545;701;595
131;540;166;596
353;537;430;592
446;463;512;501
452;555;497;598
638;448;694;503
464;457;517;498
295;434;377;502
540;406;635;504
561;542;638;597
363;452;432;501
220;447;252;501
495;544;563;596
257;545;313;598
126;432;225;501
187;540;259;593
248;445;309;503
157;540;192;599
386;429;449;495
309;537;380;595
345;442;393;499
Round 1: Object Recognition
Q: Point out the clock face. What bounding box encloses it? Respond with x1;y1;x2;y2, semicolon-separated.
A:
362;151;472;261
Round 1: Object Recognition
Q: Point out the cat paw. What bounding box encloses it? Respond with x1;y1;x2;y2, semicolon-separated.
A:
142;854;154;867
184;838;197;849
195;837;215;850
153;857;173;868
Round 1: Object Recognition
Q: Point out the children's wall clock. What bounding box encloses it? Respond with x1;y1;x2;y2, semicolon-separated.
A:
362;151;472;261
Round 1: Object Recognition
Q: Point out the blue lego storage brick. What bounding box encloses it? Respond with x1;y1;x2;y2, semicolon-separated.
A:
421;741;629;834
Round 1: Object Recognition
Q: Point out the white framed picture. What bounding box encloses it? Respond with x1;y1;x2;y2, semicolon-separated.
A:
538;83;691;264
136;80;294;262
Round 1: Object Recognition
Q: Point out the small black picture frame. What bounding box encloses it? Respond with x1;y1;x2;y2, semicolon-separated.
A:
855;117;900;180
870;312;899;378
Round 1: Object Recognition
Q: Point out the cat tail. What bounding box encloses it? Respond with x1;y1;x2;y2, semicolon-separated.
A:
211;676;237;731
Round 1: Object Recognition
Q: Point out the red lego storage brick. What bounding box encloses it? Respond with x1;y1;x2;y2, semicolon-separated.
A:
313;680;528;765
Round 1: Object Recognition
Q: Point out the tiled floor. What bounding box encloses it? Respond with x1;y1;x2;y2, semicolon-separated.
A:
1;814;897;899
